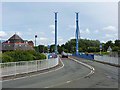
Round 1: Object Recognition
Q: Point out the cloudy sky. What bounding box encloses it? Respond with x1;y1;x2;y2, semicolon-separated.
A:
0;1;118;46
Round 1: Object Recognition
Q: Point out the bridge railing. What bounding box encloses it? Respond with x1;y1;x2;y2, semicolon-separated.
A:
94;55;119;65
0;58;59;77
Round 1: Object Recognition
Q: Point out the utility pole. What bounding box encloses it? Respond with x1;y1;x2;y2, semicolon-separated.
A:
75;12;79;56
55;12;58;54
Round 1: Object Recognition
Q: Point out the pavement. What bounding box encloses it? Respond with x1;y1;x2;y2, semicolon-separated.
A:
2;57;119;89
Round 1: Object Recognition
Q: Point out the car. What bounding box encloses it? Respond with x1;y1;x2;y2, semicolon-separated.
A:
48;53;57;59
61;51;68;58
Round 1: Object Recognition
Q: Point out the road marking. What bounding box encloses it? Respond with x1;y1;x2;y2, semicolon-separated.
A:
44;80;72;88
69;57;95;72
66;81;71;83
3;58;64;82
44;57;95;88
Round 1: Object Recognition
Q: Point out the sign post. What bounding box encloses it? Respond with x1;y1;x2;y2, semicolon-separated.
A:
47;45;50;59
100;43;102;55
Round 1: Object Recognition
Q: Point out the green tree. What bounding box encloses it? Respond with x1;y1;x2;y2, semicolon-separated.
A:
114;40;120;46
104;40;114;51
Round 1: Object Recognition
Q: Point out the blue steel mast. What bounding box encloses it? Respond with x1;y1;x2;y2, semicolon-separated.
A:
75;12;79;55
55;12;58;54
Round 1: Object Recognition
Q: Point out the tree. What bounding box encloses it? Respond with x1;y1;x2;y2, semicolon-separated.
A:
104;40;114;51
50;44;55;53
114;40;120;46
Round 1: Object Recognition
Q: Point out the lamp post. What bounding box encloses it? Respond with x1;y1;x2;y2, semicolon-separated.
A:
35;35;37;47
35;35;38;52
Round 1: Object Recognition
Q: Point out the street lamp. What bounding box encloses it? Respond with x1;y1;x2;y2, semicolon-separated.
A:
35;35;37;47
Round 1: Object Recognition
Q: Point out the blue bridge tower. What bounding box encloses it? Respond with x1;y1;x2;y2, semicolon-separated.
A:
55;12;58;54
75;12;80;56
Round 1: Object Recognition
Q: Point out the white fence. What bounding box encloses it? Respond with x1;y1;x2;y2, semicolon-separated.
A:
94;55;119;65
0;58;59;77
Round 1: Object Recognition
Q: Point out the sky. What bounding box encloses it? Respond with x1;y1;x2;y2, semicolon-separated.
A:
0;1;118;46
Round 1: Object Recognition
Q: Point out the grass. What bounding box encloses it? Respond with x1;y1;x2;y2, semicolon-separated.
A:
93;52;110;55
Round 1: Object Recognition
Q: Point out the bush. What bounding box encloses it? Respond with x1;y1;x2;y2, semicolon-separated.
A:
2;54;14;63
39;53;46;59
2;50;46;62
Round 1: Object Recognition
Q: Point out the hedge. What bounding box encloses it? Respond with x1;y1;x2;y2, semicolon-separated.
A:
2;50;46;63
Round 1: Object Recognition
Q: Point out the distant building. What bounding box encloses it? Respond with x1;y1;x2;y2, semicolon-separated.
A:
28;41;34;47
2;34;34;52
107;46;112;52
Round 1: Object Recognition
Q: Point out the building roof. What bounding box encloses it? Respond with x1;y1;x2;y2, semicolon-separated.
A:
8;34;23;41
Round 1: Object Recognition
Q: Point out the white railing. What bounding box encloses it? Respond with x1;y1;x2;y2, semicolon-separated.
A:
94;55;119;65
0;58;59;77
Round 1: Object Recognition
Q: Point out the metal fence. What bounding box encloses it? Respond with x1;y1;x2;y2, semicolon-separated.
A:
0;58;59;77
94;55;119;65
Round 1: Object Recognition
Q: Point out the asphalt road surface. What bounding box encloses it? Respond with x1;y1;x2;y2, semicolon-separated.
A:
2;57;119;88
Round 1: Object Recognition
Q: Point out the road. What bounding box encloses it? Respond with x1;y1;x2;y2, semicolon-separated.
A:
2;57;119;88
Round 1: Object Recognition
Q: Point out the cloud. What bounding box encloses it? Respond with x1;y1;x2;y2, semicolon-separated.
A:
35;37;49;45
39;37;48;41
94;30;99;33
49;24;55;34
69;36;75;40
16;32;22;36
58;37;64;45
103;26;117;32
49;25;55;30
51;31;55;34
58;38;63;42
105;33;117;38
0;31;7;37
98;26;118;42
85;28;90;34
105;34;112;38
81;28;90;34
101;40;106;43
100;33;118;42
28;28;32;32
39;32;45;35
68;25;76;30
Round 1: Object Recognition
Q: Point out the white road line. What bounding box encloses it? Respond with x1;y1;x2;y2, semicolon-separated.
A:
44;57;95;88
3;58;64;82
66;81;71;83
44;80;71;88
69;57;95;72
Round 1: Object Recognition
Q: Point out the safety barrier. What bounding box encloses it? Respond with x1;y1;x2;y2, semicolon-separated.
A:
94;55;119;65
72;54;94;60
0;58;59;77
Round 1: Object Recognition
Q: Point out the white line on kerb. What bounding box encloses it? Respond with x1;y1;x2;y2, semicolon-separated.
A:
69;57;95;72
3;58;64;82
